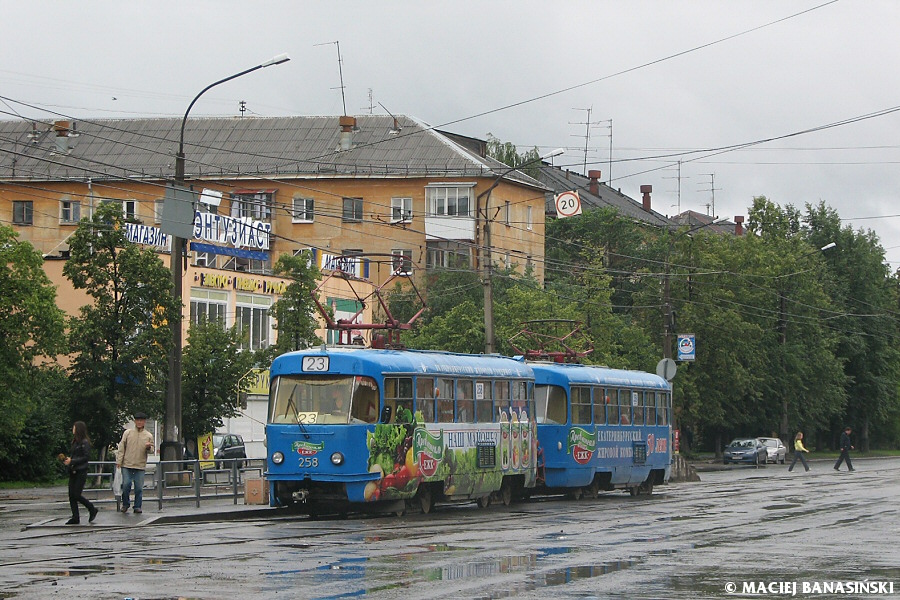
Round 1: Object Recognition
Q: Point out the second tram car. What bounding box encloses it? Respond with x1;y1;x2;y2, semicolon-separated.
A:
530;362;672;497
266;347;537;514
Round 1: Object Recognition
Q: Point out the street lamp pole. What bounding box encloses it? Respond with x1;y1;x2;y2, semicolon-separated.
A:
164;54;290;463
477;148;564;354
777;241;836;444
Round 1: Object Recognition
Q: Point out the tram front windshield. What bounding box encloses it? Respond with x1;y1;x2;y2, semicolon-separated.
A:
269;375;379;425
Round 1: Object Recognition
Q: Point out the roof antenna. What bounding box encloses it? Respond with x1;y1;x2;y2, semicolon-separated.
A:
315;40;347;115
378;102;402;134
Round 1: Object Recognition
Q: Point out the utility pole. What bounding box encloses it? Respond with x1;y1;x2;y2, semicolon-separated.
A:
479;148;565;354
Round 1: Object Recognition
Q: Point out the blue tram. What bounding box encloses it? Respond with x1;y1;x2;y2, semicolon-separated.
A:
266;346;537;513
530;362;672;497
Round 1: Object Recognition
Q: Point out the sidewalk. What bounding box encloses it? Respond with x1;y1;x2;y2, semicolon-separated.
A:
0;485;276;532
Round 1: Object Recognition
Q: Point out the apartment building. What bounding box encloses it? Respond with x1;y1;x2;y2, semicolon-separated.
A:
0;114;551;348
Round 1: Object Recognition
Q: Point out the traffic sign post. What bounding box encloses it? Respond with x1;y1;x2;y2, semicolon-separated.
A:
554;190;582;218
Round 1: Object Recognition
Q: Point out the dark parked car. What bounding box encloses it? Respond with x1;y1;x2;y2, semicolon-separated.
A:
723;438;767;465
213;433;246;468
759;437;787;464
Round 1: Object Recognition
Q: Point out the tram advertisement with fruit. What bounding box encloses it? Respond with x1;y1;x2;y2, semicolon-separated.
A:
364;412;536;503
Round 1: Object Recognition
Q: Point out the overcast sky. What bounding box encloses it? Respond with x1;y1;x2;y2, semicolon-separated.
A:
3;1;900;264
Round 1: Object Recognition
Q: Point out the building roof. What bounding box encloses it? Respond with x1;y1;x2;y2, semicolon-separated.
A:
0;115;547;190
671;210;737;235
536;165;675;229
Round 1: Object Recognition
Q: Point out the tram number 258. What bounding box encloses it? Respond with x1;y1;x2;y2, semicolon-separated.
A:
299;457;319;468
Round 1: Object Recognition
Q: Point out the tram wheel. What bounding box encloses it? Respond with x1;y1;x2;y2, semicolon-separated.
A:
477;495;491;509
629;487;639;497
568;487;583;501
585;481;600;500
418;486;434;514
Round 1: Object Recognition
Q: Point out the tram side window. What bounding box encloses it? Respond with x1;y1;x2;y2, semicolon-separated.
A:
495;380;510;422
606;391;619;426
658;392;669;425
383;377;412;424
631;390;645;425
437;377;455;423
572;386;592;424
511;380;529;420
457;379;474;423
536;385;567;424
475;380;493;422
416;377;436;423
618;388;631;425
592;387;607;425
646;390;657;425
352;376;381;423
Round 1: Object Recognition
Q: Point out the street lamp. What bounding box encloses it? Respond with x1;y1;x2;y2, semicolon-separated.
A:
163;54;290;464
777;241;836;443
477;148;564;354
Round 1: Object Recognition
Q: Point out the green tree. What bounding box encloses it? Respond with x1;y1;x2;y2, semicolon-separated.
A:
263;250;322;362
0;225;66;479
486;134;542;178
804;201;900;451
181;319;257;442
63;203;179;454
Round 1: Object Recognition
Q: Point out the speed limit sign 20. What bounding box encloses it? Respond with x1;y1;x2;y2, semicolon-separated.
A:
555;190;582;218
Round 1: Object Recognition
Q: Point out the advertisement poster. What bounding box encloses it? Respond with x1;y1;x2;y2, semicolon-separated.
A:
198;433;215;470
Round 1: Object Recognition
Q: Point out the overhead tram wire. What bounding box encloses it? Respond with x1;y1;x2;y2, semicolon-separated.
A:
0;3;841;183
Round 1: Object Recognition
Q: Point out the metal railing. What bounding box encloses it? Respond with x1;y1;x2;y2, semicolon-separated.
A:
83;458;266;511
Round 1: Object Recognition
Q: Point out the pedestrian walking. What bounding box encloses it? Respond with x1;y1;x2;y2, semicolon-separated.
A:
116;412;154;513
834;426;855;471
63;421;98;524
788;431;810;472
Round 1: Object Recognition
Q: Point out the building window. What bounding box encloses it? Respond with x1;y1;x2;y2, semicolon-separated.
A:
154;200;164;224
342;197;363;222
236;293;272;350
232;191;272;221
391;249;413;276
13;201;33;225
426;241;470;269
292;197;314;222
526;205;533;230
190;289;228;326
193;251;216;268
101;199;136;221
426;186;472;217
222;256;268;274
60;199;81;224
391;197;412;223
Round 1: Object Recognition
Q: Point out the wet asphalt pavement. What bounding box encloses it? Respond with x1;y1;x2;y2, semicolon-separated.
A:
1;456;898;599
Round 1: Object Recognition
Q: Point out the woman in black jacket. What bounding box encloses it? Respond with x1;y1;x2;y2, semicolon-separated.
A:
63;421;98;524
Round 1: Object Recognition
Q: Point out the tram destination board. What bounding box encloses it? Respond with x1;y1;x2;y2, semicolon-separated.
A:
477;441;496;468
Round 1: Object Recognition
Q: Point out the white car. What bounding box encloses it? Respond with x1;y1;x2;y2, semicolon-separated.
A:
759;437;787;464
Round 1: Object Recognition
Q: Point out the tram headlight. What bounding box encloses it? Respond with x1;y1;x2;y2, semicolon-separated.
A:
330;452;344;466
272;451;284;465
